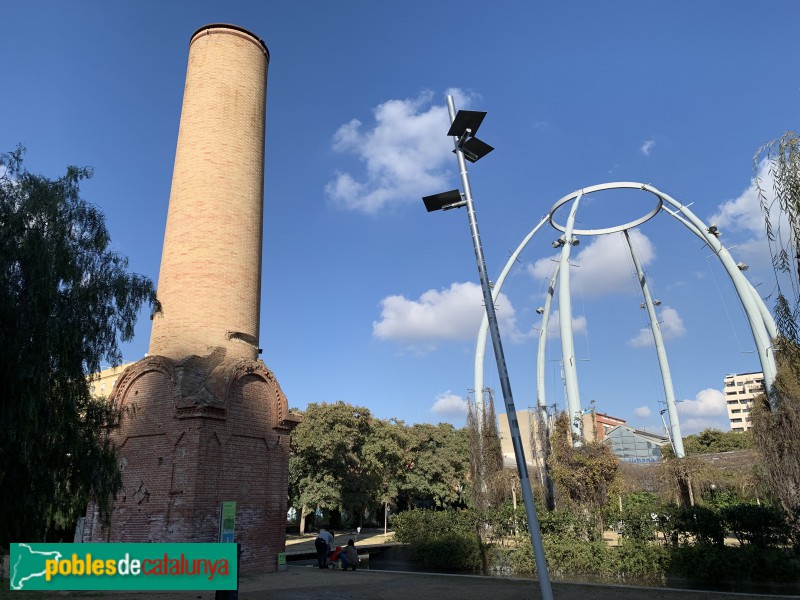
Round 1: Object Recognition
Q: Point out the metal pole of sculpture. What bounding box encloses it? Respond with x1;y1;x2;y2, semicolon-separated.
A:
557;192;584;443
537;266;559;430
644;185;777;391
624;229;685;457
446;95;553;600
474;215;550;428
660;205;778;342
536;265;559;509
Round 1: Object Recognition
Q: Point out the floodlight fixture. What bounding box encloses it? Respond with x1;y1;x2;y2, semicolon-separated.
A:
707;224;720;237
737;262;749;271
446;110;487;138
571;238;580;246
536;307;545;315
422;189;466;212
654;300;662;306
446;110;494;163
552;238;566;248
455;136;494;163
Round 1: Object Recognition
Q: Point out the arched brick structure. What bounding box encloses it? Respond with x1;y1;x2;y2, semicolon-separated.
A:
83;24;301;574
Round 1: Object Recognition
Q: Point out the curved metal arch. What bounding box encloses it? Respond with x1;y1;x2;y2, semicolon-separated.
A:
474;182;777;444
473;214;551;427
659;203;778;341
549;182;663;236
643;184;776;391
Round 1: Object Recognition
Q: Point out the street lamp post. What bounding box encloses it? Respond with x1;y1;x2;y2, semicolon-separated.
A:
423;95;553;600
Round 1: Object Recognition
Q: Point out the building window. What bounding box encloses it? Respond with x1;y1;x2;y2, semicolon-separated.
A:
731;418;743;423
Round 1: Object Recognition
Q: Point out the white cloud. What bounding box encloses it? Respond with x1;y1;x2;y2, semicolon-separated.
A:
634;406;652;418
527;229;655;298
325;88;475;214
709;161;771;235
627;306;687;347
373;281;518;344
431;390;468;420
707;160;781;274
641;139;655;156
676;388;729;433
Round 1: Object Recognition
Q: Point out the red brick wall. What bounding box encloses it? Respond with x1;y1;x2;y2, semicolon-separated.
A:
84;355;299;574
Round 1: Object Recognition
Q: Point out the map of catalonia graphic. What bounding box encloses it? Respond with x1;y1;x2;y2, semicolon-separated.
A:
11;544;63;590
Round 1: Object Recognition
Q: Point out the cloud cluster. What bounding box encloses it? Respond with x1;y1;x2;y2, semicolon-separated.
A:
707;160;780;274
676;388;729;433
430;390;468;421
527;229;654;298
372;281;518;344
325;88;474;214
627;306;687;347
641;139;655;156
634;405;652;418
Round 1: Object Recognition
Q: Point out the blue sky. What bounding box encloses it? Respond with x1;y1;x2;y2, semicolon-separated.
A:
3;2;798;435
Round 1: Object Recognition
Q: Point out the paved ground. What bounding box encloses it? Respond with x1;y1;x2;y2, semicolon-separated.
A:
3;531;796;599
2;565;796;600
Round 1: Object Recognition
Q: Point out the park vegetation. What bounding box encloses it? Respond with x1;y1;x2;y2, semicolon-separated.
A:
0;148;156;555
288;401;470;532
290;399;799;587
751;131;800;543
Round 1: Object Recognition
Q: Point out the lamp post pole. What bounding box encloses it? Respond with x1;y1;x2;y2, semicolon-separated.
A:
445;95;553;600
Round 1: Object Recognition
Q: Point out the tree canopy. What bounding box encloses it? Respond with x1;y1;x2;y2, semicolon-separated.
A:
681;428;752;455
752;131;800;536
289;401;470;529
0;147;156;549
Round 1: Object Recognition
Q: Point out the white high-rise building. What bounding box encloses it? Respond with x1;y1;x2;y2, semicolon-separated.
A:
724;371;765;432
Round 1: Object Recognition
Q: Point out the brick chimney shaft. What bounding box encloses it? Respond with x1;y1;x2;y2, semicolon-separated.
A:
149;24;269;361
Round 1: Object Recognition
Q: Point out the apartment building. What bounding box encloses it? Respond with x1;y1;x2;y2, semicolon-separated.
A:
723;371;764;432
88;363;133;398
497;409;627;467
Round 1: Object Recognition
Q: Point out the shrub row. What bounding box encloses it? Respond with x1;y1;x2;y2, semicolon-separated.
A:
392;506;799;584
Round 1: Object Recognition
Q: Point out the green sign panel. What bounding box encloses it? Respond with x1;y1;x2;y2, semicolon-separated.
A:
219;501;236;543
9;543;237;591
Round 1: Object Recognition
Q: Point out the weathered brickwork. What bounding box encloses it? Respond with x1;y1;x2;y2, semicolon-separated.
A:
83;24;301;574
149;24;269;362
84;356;301;572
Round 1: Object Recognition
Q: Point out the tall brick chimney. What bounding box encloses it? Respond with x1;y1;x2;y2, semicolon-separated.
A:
83;24;301;574
149;24;267;362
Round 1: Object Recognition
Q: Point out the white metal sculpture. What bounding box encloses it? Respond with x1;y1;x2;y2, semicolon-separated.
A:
474;182;777;456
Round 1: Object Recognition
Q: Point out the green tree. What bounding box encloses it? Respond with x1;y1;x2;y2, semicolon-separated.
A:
289;401;377;530
0;147;156;552
362;417;409;531
400;423;470;509
754;132;800;341
752;132;800;536
548;412;619;531
682;428;752;455
467;391;504;511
